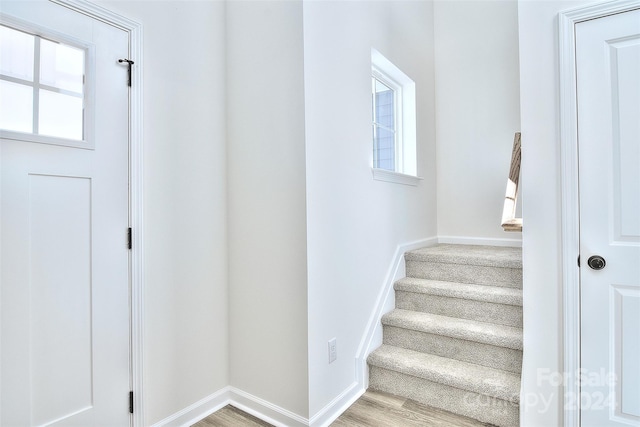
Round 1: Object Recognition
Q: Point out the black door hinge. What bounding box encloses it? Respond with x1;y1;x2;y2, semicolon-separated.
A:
127;228;132;250
129;391;134;414
118;58;134;87
577;255;580;267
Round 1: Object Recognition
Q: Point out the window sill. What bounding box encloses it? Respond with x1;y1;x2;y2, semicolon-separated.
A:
372;168;423;186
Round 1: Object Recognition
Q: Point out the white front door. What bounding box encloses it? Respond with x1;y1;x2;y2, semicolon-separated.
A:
0;1;131;425
576;7;640;427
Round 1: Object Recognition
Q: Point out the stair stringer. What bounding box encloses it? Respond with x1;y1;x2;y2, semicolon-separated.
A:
353;237;438;388
354;236;520;388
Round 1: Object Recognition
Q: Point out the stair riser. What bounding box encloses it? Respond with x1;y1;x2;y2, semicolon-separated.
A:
369;366;519;427
383;325;523;374
395;290;523;327
405;260;522;288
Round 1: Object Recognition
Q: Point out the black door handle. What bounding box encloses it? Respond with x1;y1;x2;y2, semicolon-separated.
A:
587;255;606;270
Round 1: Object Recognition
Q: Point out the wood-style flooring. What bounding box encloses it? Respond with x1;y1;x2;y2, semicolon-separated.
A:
192;390;492;426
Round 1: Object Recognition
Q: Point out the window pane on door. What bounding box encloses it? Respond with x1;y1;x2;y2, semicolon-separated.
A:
40;38;84;94
0;22;89;146
0;80;33;133
0;25;34;81
39;89;83;140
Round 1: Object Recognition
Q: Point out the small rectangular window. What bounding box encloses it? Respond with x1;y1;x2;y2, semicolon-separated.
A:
371;49;418;183
0;21;92;148
372;76;397;171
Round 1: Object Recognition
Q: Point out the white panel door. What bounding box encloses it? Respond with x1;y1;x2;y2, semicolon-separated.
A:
576;8;640;427
0;1;131;425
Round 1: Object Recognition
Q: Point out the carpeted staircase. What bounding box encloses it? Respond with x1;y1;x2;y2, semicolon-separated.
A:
367;244;522;427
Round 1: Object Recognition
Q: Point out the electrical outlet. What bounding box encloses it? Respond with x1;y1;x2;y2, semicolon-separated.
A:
328;338;337;364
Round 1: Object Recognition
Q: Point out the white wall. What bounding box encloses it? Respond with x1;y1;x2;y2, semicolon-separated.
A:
302;0;437;417
434;0;522;243
95;1;229;424
74;1;530;425
517;0;600;425
226;0;310;419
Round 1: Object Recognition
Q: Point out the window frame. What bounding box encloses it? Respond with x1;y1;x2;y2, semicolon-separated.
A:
0;15;96;149
370;48;420;185
372;68;403;172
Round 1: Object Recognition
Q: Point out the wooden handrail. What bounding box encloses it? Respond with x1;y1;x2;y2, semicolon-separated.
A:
502;132;522;232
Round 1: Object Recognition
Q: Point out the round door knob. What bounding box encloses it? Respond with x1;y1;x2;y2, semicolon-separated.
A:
587;255;606;270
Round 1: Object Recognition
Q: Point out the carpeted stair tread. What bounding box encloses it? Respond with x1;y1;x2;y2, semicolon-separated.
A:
395;277;522;306
382;309;523;350
369;243;523;425
405;244;522;269
368;345;520;404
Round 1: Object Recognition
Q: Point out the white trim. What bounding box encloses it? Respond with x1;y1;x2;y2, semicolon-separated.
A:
372;69;403;171
125;13;145;427
149;384;363;427
354;237;438;388
150;387;316;427
371;47;417;176
437;235;522;248
371;168;423;186
149;387;231;427
306;238;437;427
371;49;415;88
558;8;581;427
558;3;640;427
229;388;309;427
49;1;145;425
308;381;363;427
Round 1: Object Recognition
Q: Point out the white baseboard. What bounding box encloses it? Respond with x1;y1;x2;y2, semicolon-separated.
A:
228;387;309;427
152;386;310;427
354;236;438;388
152;235;521;427
438;235;522;247
308;381;364;427
149;387;231;427
351;235;519;393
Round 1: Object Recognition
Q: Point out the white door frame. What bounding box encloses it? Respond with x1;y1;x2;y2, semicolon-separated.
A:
47;0;145;425
558;2;640;426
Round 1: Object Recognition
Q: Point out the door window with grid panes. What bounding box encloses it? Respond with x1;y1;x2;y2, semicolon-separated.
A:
0;22;93;148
